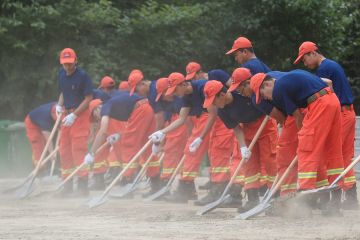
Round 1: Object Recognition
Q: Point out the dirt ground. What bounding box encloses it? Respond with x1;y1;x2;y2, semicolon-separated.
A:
0;178;360;240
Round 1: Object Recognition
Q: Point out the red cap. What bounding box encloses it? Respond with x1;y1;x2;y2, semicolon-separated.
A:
250;73;267;104
226;37;253;55
128;70;144;96
293;41;318;64
228;68;252;93
60;48;77;64
166;72;185;96
89;99;102;114
203;80;223;108
155;77;169;102
118;81;129;90
185;62;201;80
99;76;115;89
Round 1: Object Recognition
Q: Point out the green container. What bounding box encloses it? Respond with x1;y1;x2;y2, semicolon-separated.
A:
0;120;32;178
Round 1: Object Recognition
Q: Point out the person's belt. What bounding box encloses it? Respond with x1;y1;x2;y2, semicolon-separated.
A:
306;87;331;105
341;104;353;112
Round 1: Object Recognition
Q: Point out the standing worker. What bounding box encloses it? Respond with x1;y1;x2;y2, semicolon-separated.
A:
56;48;93;197
294;41;358;209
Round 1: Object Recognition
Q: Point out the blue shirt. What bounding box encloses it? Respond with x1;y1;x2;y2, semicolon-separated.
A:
252;71;288;115
243;58;271;75
100;91;145;121
208;69;230;86
273;70;327;115
316;59;354;105
29;102;56;131
92;89;111;103
58;68;93;109
182;80;207;117
218;92;264;129
147;80;160;113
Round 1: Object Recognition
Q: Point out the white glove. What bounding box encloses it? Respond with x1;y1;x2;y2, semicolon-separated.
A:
84;153;94;165
106;133;121;145
152;144;162;154
189;137;203;153
240;146;252;161
149;131;165;143
55;104;63;118
62;113;77;127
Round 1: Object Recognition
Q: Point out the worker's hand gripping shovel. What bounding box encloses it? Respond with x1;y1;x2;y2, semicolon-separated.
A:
87;140;151;208
196;116;270;216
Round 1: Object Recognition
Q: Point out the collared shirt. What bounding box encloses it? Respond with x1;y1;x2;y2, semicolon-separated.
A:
182;79;207;117
29;102;57;131
243;58;271;75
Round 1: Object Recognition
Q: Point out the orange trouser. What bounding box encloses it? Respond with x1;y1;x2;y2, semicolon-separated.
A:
59;109;90;178
161;114;189;180
231;116;278;190
208;117;234;183
181;113;211;181
341;106;356;189
120;100;158;178
297;92;344;190
276;116;298;196
24;115;47;166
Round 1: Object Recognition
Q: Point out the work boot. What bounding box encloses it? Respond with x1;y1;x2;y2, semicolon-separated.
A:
342;184;359;210
317;192;330;211
194;182;226;206
54;178;73;198
142;175;164;198
321;189;343;217
166;180;197;203
73;176;89;198
105;166;121;185
237;188;260;213
198;180;211;190
218;184;243;208
90;173;106;191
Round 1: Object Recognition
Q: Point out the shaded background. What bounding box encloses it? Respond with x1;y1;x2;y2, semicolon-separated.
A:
1;0;360;120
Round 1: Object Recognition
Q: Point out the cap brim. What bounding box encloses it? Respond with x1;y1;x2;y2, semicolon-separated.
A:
293;53;304;64
185;72;196;81
129;86;136;96
60;58;76;64
227;83;240;93
155;92;162;102
226;48;237;55
255;88;261;104
165;85;176;96
203;95;216;108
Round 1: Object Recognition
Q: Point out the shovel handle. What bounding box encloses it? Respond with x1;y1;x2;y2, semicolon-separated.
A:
330;154;360;187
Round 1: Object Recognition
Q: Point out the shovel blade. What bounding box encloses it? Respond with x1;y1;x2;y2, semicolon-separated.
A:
109;185;134;199
235;202;272;220
196;194;231;216
15;180;37;199
87;195;108;209
144;186;170;202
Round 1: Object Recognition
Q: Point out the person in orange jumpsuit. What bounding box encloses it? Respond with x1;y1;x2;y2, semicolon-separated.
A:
253;69;344;216
56;48;93;197
149;72;218;203
24;102;57;170
294;41;358;209
118;81;129;91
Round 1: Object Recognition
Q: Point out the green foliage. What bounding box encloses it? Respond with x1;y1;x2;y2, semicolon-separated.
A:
0;0;359;119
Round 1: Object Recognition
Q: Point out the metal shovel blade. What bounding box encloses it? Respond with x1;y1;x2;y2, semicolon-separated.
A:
235;201;272;220
196;194;231;216
109;184;134;199
87;195;108;209
15;180;37;199
144;186;170;202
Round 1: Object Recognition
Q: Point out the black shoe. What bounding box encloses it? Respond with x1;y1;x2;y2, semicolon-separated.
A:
90;173;106;191
142;176;164;198
54;178;73;198
237;188;259;213
342;184;359;210
194;182;226;206
321;189;343;217
317;192;330;211
73;176;89;198
198;180;211;190
166;181;197;203
105;167;121;185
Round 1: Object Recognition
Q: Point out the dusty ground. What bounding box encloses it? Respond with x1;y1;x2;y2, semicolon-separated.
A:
0;178;360;240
